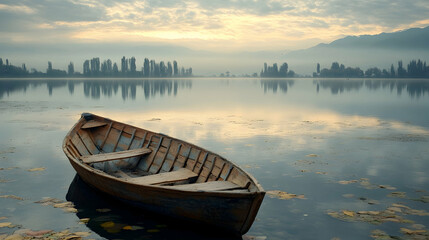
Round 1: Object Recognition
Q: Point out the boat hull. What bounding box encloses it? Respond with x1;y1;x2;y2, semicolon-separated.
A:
63;113;265;235
67;158;264;234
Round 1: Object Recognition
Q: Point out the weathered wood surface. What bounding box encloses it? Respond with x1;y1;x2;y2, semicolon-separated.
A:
168;180;242;191
113;170;130;178
127;168;197;185
80;148;152;164
81;120;107;129
64;113;266;235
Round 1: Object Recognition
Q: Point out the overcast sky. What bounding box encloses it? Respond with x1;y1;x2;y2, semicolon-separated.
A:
1;0;429;74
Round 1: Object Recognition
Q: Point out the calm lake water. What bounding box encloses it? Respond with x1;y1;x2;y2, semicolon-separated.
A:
0;78;428;240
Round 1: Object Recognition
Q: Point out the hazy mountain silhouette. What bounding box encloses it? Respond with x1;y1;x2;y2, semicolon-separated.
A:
283;26;429;75
315;26;429;50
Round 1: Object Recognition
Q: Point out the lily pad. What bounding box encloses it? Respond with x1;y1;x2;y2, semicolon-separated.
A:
378;185;396;190
79;218;90;224
96;208;111;213
412;195;429;203
35;198;78;213
0;222;12;228
2;234;23;240
337;178;397;191
35;197;63;206
53;202;74;208
370;229;396;240
306;154;318;157
27;167;46;172
0;195;23;200
338;180;358;185
123;225;144;231
401;228;428;235
26;230;53;236
387;192;407;198
73;231;91;237
100;221;115;228
328;202;429;226
343;210;355;217
64;207;78;213
267;190;305;200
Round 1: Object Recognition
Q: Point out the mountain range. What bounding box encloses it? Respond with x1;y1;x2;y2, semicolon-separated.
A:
282;26;429;75
315;26;429;50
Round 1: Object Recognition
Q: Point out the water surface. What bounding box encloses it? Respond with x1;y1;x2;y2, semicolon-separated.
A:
0;78;428;240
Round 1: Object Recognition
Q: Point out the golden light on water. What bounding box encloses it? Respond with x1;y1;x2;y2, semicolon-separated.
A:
92;107;429;147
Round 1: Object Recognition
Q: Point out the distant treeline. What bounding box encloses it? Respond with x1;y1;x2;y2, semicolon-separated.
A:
0;57;193;78
314;59;429;78
260;62;295;78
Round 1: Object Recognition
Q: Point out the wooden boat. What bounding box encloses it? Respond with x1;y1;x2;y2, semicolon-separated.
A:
62;113;265;235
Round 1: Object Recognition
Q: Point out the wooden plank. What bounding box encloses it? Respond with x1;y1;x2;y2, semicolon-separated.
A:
127;168;197;185
185;148;200;169
112;126;125;152
196;152;209;174
67;139;81;157
77;130;100;154
223;165;234;181
113;170;130;178
206;156;217;180
168;181;242;191
145;136;164;172
66;145;78;159
125;129;137;150
81;120;107;129
71;134;90;156
216;162;226;180
153;139;172;174
197;155;216;183
134;133;152;169
76;132;92;155
80;148;152;164
145;134;154;148
100;122;113;150
173;145;191;170
228;168;251;187
165;143;181;172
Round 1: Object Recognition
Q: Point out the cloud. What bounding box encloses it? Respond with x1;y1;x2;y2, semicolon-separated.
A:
0;0;428;56
38;1;105;22
312;0;429;29
0;3;35;14
195;0;295;16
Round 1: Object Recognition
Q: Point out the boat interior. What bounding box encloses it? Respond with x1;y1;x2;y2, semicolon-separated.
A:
64;118;260;193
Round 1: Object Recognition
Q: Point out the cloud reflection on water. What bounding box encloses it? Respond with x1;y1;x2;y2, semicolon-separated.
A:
93;106;429;148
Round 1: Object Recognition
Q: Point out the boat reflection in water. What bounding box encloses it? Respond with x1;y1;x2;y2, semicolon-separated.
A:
66;175;243;240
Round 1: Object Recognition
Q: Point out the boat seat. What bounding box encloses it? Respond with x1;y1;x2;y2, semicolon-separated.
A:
80;148;152;164
81;120;107;129
167;180;243;191
126;168;198;185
